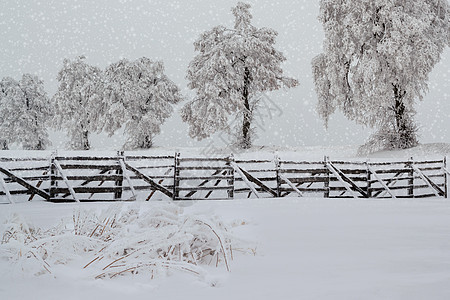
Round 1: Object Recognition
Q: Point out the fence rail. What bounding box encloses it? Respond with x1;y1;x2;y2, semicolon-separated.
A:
0;153;448;203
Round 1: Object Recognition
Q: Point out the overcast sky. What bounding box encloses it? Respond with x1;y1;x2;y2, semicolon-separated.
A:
1;0;449;150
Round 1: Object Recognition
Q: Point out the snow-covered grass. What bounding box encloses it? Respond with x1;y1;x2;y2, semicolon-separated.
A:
1;202;244;280
1;198;450;300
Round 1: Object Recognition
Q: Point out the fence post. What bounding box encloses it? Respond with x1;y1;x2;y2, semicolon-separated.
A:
444;156;448;199
173;152;180;200
115;151;124;200
366;161;372;198
49;151;57;200
408;157;414;197
227;154;235;199
324;156;330;198
274;155;281;198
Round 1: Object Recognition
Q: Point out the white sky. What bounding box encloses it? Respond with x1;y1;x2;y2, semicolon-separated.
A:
1;0;449;150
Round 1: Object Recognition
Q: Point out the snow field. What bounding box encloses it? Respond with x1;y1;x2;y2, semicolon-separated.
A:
1;198;450;300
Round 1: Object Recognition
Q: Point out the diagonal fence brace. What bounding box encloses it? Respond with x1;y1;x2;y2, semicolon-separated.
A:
412;165;444;197
0;166;50;200
0;175;14;204
279;174;303;197
231;162;277;197
124;163;173;199
53;160;80;202
326;162;367;198
366;164;397;199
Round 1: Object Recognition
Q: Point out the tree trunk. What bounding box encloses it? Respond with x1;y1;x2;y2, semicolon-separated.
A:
82;130;90;150
1;140;8;150
140;135;153;149
241;67;251;149
36;140;44;150
393;85;417;149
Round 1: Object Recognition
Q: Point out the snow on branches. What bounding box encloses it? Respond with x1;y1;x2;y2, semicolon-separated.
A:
0;74;52;150
52;56;105;150
313;0;449;153
104;58;183;149
181;2;298;149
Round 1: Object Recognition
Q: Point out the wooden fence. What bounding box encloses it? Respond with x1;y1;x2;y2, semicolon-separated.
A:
0;153;448;203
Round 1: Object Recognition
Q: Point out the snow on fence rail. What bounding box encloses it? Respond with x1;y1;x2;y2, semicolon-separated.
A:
0;153;448;203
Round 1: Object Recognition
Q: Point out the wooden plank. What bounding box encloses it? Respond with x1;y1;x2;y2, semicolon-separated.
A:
182;169;223;198
368;184;430;192
374;168;412;174
414;166;443;172
279;160;325;165
0;176;14;204
119;158;136;200
58;164;120;170
414;160;445;165
412;165;444;197
231;162;277;197
366;164;396;198
125;163;173;198
135;165;175;169
54;160;80;202
324;157;330;198
51;187;123;194
326;163;360;199
177;166;233;171
178;175;233;180
49;198;134;203
280;177;328;183
280;187;330;193
8;166;49;171
329;160;367;166
280;168;328;174
234;159;273;164
445;156;448;199
55;156;119;161
173;153;180;200
125;155;174;160
205;170;228;199
175;197;229;201
60;169;111;198
413;193;439;199
176;186;233;191
279;174;303;197
241;169;277;173
0;157;48;162
146;167;172;201
4;175;50;182
28;170;48;201
1;189;37;196
235;177;277;182
274;156;281;197
179;157;229;162
231;162;261;198
0;166;50;200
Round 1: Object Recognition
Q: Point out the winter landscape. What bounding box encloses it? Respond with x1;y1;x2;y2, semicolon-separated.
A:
1;0;450;299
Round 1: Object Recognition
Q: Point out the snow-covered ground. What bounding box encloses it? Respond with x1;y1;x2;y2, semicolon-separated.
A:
1;198;450;300
1;144;449;299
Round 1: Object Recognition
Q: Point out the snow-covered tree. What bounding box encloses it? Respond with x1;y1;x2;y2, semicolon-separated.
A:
313;0;449;153
103;57;182;149
0;77;18;150
53;56;105;150
0;75;52;150
181;2;298;149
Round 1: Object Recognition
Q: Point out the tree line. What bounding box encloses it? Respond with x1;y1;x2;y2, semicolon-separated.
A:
0;1;448;153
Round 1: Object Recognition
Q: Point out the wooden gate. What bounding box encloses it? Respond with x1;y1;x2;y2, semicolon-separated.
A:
0;154;448;203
